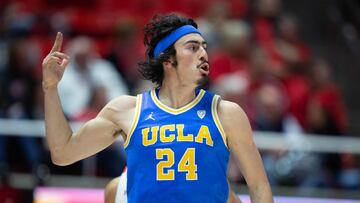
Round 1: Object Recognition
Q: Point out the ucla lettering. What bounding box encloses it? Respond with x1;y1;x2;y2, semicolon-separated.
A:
195;125;213;146
177;124;193;142
142;126;159;146
141;124;213;147
160;124;176;143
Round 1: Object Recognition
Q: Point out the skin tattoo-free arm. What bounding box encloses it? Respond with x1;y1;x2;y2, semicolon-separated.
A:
218;100;274;203
42;32;135;166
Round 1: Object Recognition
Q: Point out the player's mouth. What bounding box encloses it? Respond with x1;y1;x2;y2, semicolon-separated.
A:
198;62;209;75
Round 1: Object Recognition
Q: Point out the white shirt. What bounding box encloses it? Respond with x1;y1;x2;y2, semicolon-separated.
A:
59;58;129;117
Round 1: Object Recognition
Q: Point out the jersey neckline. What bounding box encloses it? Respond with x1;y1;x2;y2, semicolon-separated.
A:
150;88;205;115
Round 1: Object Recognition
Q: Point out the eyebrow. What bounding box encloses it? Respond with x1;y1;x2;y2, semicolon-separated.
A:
183;40;207;46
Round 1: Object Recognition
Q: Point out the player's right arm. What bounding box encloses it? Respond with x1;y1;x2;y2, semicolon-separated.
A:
42;32;134;166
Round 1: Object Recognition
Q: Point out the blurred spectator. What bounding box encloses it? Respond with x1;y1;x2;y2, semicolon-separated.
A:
210;20;251;83
58;36;129;118
274;14;312;128
72;86;108;121
264;14;311;79
106;18;144;92
251;83;309;187
306;58;351;188
219;46;303;184
253;84;287;131
245;46;272;121
197;1;230;51
248;0;312;128
251;0;282;70
0;36;47;185
282;70;310;129
307;58;347;134
3;2;36;37
276;14;311;69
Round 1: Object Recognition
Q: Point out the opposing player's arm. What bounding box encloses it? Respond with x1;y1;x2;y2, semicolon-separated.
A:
218;100;274;203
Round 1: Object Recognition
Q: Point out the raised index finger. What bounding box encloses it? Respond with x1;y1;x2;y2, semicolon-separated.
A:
50;32;63;53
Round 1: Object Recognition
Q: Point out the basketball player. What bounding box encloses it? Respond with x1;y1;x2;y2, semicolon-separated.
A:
42;14;273;202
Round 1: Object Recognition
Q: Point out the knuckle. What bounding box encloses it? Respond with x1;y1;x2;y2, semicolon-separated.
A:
42;58;49;65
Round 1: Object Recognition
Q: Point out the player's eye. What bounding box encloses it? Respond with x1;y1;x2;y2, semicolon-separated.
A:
189;45;198;51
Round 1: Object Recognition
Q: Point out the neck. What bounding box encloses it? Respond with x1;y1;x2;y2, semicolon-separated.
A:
158;78;197;109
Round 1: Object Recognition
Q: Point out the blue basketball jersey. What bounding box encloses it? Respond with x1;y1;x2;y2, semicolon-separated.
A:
124;88;230;203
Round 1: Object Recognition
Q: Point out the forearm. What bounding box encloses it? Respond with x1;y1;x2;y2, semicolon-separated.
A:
44;86;73;163
248;182;274;203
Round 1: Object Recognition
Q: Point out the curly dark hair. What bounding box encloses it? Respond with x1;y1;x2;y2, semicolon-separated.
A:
138;14;198;87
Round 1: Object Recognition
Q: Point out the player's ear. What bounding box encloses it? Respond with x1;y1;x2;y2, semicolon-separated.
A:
163;60;172;67
162;57;177;68
163;60;171;66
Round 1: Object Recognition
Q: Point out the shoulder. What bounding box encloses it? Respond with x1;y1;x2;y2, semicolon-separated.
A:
104;95;138;112
217;99;252;140
98;95;138;120
98;95;140;133
217;99;248;122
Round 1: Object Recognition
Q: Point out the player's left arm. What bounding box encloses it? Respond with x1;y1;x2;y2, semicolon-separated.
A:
218;100;274;203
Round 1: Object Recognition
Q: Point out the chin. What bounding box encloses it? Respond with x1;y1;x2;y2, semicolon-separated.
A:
196;75;210;89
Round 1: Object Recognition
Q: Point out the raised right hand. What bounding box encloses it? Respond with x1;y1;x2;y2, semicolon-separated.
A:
42;32;70;90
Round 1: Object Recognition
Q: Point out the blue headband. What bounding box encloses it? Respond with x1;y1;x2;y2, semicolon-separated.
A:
153;25;202;58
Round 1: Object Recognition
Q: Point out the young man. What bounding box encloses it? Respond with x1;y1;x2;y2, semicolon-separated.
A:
42;14;273;203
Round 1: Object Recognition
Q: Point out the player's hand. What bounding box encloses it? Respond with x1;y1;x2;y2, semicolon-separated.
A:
42;32;70;90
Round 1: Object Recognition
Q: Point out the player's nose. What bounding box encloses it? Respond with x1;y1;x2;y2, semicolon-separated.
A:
198;46;208;62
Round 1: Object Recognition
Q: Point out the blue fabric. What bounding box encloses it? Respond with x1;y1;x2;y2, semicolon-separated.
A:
125;89;230;203
153;25;202;58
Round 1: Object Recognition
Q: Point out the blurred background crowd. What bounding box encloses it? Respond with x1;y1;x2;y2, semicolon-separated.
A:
0;0;360;201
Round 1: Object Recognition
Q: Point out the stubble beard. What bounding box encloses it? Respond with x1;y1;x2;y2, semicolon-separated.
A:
196;75;210;89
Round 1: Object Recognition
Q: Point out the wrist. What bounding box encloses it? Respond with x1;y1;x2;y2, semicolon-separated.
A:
42;80;58;91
